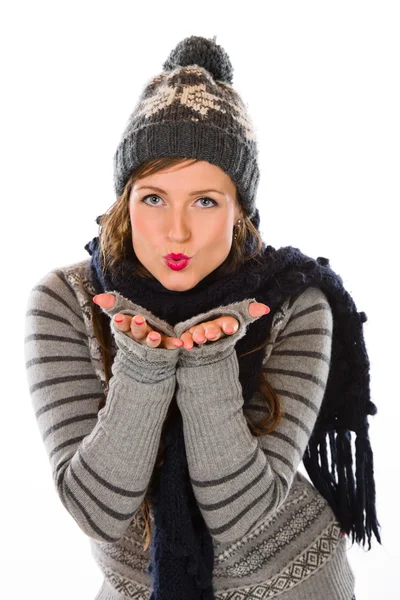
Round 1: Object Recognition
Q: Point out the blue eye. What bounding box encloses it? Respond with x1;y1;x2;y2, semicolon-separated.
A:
198;197;218;207
142;195;162;206
141;195;218;208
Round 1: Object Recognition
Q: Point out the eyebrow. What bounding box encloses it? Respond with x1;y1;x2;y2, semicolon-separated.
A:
135;185;225;196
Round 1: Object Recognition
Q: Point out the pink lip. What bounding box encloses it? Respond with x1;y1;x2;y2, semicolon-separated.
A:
164;257;191;271
164;253;190;260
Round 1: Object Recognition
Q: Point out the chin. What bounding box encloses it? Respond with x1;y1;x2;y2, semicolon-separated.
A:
158;268;203;291
162;275;198;292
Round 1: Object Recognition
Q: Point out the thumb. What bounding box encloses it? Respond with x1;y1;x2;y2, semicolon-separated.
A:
93;293;116;309
249;302;270;318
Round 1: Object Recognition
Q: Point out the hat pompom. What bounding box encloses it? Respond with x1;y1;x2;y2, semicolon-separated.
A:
316;256;330;266
162;35;234;84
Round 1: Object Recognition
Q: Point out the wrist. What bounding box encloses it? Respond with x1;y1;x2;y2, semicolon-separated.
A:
178;336;237;368
176;350;243;413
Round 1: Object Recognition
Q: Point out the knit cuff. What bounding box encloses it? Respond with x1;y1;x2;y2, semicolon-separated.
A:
98;291;180;376
173;298;261;367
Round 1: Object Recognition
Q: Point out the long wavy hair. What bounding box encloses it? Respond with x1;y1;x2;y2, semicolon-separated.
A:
90;157;283;551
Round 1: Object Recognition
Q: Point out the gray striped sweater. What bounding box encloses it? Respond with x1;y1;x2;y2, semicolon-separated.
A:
24;259;356;600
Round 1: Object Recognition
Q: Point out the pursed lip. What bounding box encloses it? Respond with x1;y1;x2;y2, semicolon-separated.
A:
164;253;191;260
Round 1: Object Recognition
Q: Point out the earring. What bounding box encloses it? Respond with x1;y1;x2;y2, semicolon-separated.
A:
233;219;242;240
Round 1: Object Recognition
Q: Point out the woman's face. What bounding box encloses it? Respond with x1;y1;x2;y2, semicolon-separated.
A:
129;159;243;291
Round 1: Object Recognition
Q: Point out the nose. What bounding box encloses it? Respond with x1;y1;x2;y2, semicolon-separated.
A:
166;211;191;243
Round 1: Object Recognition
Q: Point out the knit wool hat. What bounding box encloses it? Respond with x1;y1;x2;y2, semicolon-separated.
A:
113;35;260;221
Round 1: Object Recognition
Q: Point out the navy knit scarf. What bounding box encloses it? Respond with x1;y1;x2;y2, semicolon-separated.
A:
85;226;381;600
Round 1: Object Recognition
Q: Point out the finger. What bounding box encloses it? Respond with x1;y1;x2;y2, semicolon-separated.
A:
113;313;133;334
146;331;162;347
188;325;208;344
93;293;116;309
133;321;182;350
163;336;184;350
112;313;144;342
211;317;240;335
180;331;194;350
249;302;270;318
204;324;222;341
113;313;150;342
130;315;151;341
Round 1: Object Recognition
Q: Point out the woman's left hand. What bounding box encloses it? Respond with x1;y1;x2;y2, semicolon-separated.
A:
180;302;270;350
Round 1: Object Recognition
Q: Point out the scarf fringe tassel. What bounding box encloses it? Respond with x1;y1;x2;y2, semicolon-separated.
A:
303;429;382;550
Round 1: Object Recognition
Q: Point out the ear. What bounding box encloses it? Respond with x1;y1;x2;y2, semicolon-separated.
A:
234;192;244;222
235;208;244;222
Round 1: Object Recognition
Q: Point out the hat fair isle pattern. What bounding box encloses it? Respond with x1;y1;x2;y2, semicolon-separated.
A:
113;36;260;220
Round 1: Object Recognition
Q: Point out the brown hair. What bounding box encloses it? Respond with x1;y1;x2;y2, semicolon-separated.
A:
90;157;282;550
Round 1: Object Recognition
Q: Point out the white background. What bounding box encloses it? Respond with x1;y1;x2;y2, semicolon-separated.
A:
1;1;398;598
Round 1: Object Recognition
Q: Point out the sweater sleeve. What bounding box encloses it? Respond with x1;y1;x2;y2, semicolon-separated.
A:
24;269;179;543
174;286;333;543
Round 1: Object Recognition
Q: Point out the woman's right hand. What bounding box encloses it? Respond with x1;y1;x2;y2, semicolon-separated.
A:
93;293;186;350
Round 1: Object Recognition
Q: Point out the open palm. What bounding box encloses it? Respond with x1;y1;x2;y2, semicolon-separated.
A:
93;293;270;350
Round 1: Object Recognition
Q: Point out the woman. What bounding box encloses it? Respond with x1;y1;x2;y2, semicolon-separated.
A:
25;35;380;600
